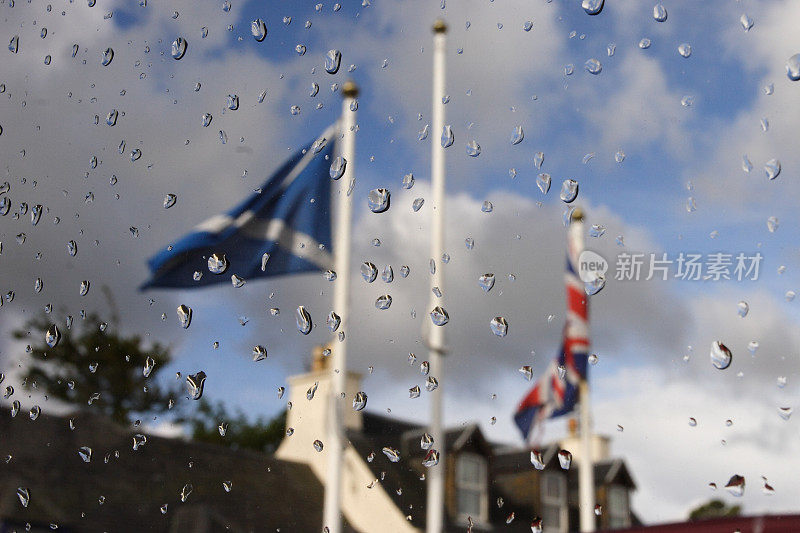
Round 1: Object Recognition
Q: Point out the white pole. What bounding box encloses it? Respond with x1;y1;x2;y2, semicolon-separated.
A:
426;19;447;533
579;381;595;532
322;80;358;533
569;209;596;533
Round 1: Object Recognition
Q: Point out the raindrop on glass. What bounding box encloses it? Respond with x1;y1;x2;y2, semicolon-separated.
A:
710;341;732;370
186;371;206;400
325;49;341;74
296;306;312;335
171;37;187;60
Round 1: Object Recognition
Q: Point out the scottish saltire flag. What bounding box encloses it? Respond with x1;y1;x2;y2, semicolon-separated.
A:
514;247;590;440
141;125;337;289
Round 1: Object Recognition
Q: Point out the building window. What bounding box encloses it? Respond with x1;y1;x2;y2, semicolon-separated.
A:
541;473;567;533
607;485;631;529
456;453;488;523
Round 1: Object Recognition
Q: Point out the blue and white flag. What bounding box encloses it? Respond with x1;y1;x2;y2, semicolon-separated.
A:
141;125;337;289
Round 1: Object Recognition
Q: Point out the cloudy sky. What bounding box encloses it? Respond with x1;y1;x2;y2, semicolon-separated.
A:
2;0;800;524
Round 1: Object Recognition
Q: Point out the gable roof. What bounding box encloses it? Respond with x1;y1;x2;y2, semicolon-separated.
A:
0;411;357;532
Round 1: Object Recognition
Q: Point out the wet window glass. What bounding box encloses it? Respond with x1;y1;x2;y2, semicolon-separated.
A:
1;0;798;532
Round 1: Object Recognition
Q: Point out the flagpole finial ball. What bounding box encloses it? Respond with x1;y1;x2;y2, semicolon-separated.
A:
433;19;447;33
571;207;584;221
342;80;359;98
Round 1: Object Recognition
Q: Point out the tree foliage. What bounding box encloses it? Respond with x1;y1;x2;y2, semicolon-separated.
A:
688;499;742;521
13;312;177;425
188;399;286;453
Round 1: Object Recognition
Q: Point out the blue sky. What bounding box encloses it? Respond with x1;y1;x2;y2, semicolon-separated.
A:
2;0;800;524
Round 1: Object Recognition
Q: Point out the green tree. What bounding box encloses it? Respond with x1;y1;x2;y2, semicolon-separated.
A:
188;399;286;453
688;499;742;521
13;312;177;425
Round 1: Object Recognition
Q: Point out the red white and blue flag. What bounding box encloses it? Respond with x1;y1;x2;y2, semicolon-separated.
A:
514;226;589;441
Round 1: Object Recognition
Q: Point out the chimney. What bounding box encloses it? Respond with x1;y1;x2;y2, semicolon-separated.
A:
276;345;363;464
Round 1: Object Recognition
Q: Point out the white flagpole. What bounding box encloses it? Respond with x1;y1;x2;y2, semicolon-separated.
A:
569;208;596;533
323;80;358;533
426;19;447;533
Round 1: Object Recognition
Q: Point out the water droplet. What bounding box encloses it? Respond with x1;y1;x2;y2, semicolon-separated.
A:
441;125;454;148
78;280;90;296
413;434;433;453
778;407;793;420
382;447;401;462
330;157;346;180
130;149;142;162
530;450;545;470
142;356;156;378
325;49;341;74
45;325;61;348
523;21;533;32
251;345;267;362
584;58;602;74
710;341;732;370
313;439;324;452
78;446;92;463
16;487;29;508
639;38;651;49
106;109;118;126
161;193;178;209
585;276;606;296
764;158;781;180
186;371;206;400
582;0;604;16
375;295;392;310
786;54;800;81
9;35;19;53
466;140;481;157
725;475;745;497
326;311;341;332
177;304;192;329
353;391;367;411
251;18;267;41
402;173;415;189
430;306;449;326
422;449;439;467
306;381;318;400
208;253;228;274
536;173;551;194
510;125;524;145
29;405;41;421
767;216;779;233
171;37;187;60
740;13;754;32
361;262;378;282
101;47;114;66
382;265;394;283
481;201;493;213
180;483;193;502
490;317;508;337
296;306;312;334
560;179;579;203
227;94;239;110
368;188;390;213
653;3;667;22
678;43;692;58
231;274;246;288
558;450;572;470
478;273;495;292
748;340;759;353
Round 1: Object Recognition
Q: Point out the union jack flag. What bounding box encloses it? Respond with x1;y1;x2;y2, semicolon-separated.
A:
514;220;589;441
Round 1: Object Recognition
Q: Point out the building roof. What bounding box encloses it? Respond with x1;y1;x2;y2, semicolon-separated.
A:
0;411;356;532
615;514;800;532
